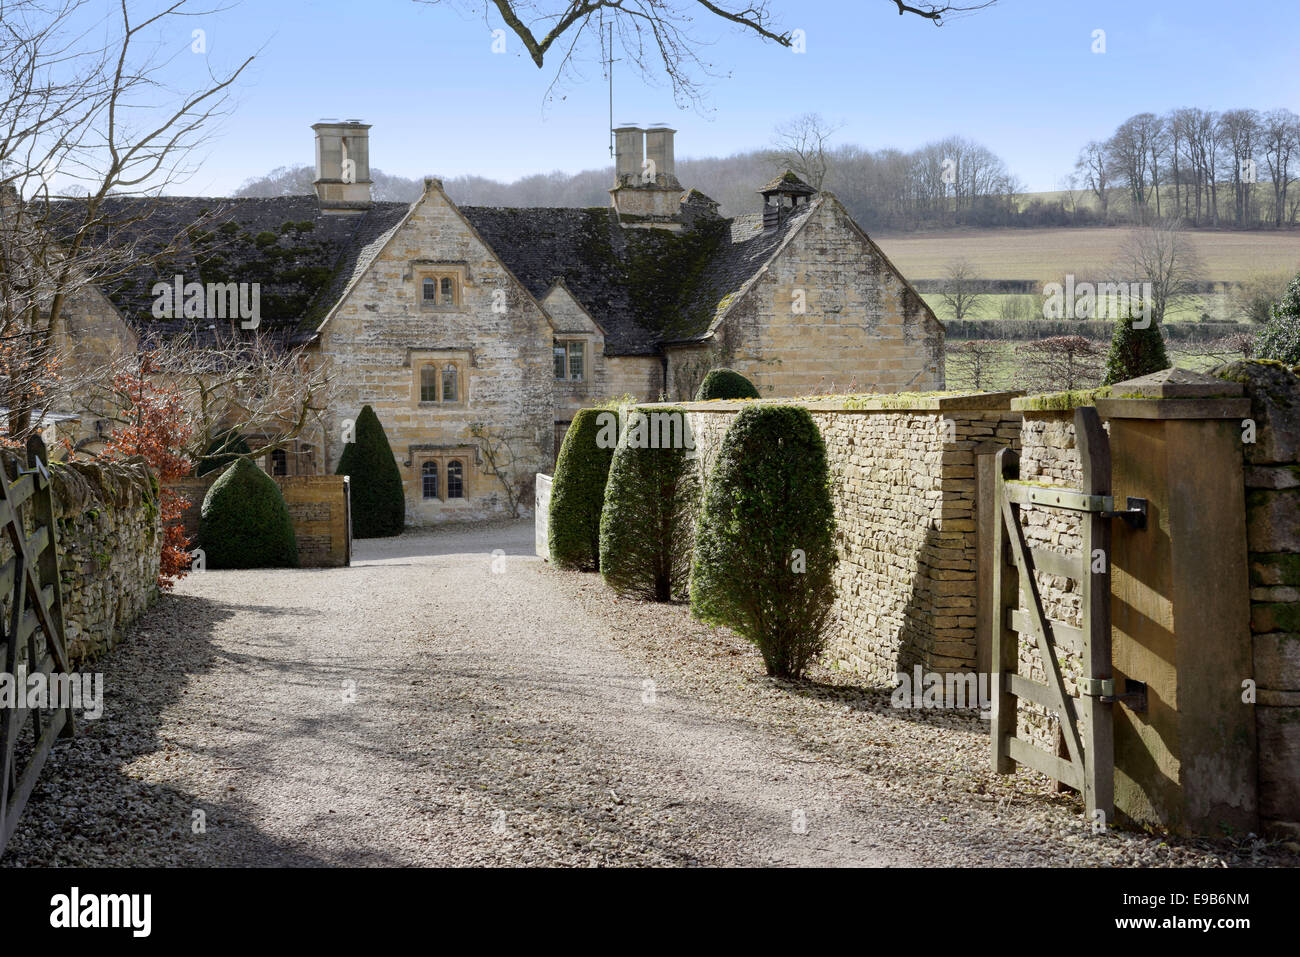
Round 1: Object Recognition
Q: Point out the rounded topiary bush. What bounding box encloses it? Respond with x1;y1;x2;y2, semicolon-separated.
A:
599;407;699;601
695;368;760;401
198;458;298;569
336;405;405;538
197;429;251;476
690;405;837;679
549;407;616;570
1102;307;1170;385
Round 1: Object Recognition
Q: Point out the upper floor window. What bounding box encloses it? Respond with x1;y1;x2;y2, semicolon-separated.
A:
554;339;585;382
441;364;459;403
271;448;288;476
420;365;438;402
418;272;460;308
417;361;463;404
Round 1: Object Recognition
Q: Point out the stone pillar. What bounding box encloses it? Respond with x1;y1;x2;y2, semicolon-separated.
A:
1096;368;1258;836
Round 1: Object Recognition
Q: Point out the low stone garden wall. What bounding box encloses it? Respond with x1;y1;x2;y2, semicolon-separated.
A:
170;470;351;568
0;452;161;668
682;394;1022;684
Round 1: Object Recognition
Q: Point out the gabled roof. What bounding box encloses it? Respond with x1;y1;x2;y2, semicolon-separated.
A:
51;184;847;356
459;202;810;355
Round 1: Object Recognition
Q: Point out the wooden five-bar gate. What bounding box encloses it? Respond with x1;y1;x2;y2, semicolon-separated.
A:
988;408;1146;825
0;437;74;856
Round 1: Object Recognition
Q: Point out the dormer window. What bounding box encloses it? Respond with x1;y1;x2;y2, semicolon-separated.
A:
554;339;585;382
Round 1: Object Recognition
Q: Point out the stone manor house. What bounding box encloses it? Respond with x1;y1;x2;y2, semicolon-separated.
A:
57;120;944;524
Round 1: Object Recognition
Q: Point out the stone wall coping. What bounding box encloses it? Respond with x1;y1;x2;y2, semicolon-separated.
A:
642;390;1023;414
1012;388;1111;413
1095;396;1254;420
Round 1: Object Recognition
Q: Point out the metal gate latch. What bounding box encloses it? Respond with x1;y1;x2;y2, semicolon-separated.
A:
1101;496;1148;529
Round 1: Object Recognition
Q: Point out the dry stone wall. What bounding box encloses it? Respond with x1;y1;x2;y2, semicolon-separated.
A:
682;395;1021;683
1214;360;1300;835
0;452;160;668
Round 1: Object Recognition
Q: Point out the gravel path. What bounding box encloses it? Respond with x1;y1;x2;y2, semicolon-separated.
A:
7;520;1299;867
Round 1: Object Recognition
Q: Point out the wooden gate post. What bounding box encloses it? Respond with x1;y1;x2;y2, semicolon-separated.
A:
1097;369;1258;836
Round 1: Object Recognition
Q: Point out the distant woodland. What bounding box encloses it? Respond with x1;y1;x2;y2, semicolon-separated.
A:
235;108;1300;231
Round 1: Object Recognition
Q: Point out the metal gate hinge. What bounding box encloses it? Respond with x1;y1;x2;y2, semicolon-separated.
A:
1089;677;1148;712
1101;496;1147;529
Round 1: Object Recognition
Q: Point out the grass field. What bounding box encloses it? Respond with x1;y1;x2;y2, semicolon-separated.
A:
873;227;1300;283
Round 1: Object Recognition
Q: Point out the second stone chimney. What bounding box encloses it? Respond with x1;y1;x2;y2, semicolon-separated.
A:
313;119;373;213
609;123;684;230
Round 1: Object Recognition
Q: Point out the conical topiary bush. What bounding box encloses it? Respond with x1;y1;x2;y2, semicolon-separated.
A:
549;407;616;570
690;405;837;679
1102;308;1170;385
198;458;298;569
336;405;405;538
599;407;699;601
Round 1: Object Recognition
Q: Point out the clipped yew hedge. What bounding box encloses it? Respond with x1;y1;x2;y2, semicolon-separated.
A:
549;407;615;570
695;368;760;401
336;405;405;538
690;405;837;679
198;458;298;569
599;407;699;601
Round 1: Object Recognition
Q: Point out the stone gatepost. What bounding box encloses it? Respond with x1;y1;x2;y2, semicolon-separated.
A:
1096;369;1258;836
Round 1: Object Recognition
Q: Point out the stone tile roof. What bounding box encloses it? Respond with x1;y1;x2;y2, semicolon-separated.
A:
460;201;813;355
758;171;817;195
60;191;814;356
57;196;409;347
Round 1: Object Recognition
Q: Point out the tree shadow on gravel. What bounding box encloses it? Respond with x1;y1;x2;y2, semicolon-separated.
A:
2;592;351;867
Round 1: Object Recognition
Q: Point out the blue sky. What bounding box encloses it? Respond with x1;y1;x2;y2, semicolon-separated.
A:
160;0;1300;195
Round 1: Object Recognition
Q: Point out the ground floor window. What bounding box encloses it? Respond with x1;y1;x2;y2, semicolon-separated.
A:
412;448;475;502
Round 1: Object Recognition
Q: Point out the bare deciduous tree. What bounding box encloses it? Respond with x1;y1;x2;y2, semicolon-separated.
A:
1113;218;1205;326
769;113;841;190
946;339;1003;390
1014;335;1103;393
416;1;996;104
75;332;333;469
0;0;254;441
939;257;987;320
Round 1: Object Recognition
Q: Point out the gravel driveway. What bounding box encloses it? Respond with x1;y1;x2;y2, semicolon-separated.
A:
6;520;1298;867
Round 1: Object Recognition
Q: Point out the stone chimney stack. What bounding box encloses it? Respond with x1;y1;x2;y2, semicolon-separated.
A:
613;124;644;187
644;125;676;184
609;123;685;230
313;119;373;213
